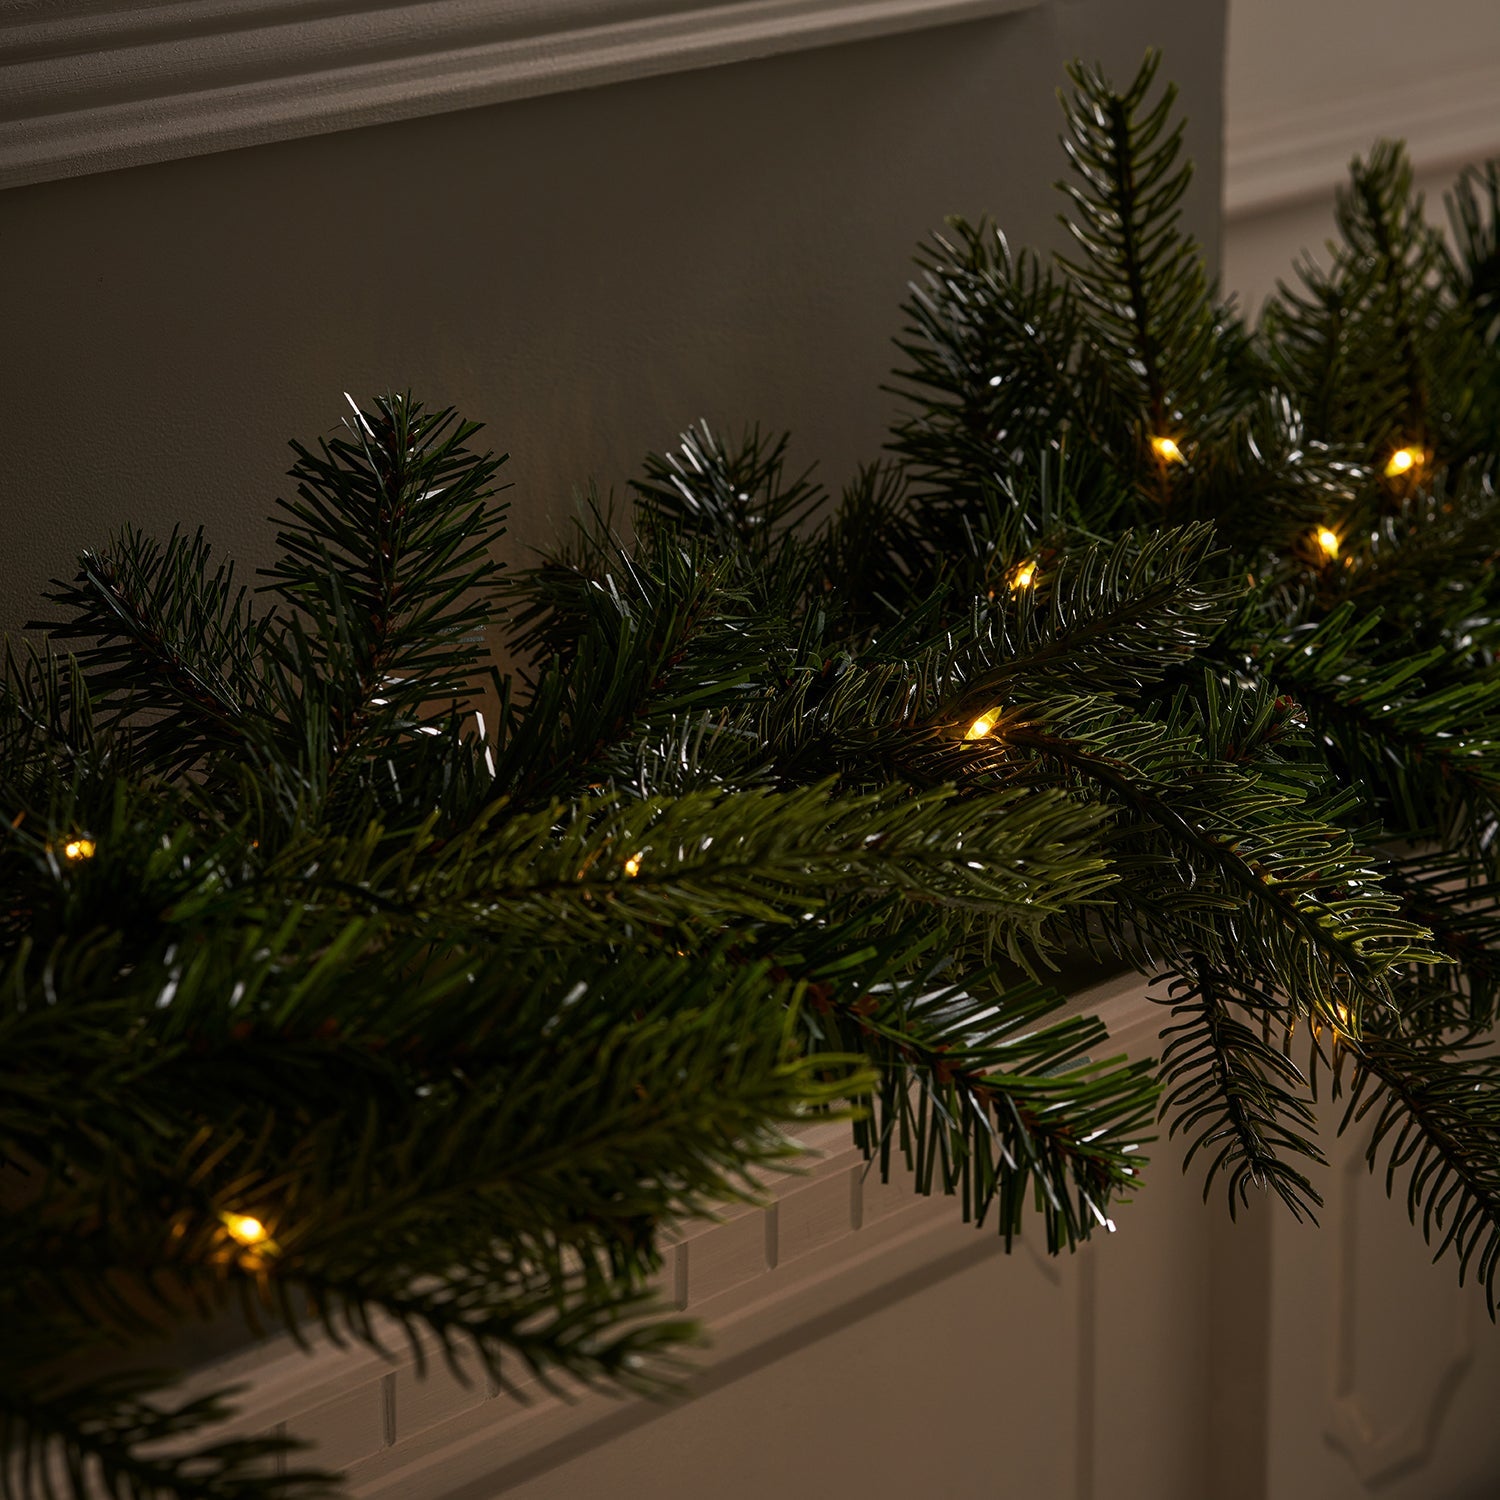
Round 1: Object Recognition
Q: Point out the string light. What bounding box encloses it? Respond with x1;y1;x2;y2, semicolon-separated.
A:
1150;435;1185;464
223;1213;268;1247
623;853;643;878
1384;446;1420;478
1009;560;1037;590
1316;527;1340;560
1330;1002;1353;1048
965;712;998;741
62;837;95;861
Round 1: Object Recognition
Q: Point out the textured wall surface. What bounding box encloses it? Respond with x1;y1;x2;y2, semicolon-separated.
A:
0;0;1225;636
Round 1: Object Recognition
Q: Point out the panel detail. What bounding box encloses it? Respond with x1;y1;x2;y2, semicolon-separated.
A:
1324;1142;1475;1487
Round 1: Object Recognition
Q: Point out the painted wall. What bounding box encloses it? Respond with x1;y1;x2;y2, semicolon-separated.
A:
0;0;1225;638
1222;0;1500;311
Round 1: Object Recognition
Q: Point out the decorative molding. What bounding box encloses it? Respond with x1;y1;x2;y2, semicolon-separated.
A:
1224;57;1500;220
0;0;1041;191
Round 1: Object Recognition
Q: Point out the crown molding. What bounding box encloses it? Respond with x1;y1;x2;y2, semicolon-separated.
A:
1224;57;1500;220
0;0;1040;191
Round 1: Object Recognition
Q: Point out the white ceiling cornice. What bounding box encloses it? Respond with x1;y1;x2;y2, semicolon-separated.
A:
0;0;1040;191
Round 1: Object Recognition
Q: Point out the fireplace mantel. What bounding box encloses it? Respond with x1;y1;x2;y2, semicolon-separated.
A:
160;969;1500;1499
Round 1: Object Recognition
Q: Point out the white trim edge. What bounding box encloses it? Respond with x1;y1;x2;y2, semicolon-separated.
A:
1224;57;1500;220
0;0;1040;192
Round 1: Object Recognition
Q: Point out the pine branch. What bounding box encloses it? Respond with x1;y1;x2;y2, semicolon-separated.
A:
1446;159;1500;343
889;221;1084;501
632;423;824;567
1249;602;1500;864
34;527;282;777
1342;1022;1500;1317
1336;143;1444;447
988;695;1441;1028
1158;961;1323;1219
1;1375;334;1500
951;521;1240;697
1055;52;1228;506
1379;851;1500;1031
314;781;1114;957
498;524;767;803
796;958;1157;1250
259;394;508;765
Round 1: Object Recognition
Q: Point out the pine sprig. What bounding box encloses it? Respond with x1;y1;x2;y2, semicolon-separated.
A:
34;527;282;777
1342;1023;1500;1316
1055;51;1229;505
260;393;509;765
799;962;1158;1249
1;1375;336;1500
1158;961;1323;1219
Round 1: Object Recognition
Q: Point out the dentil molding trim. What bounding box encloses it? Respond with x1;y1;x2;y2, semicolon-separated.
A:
1224;56;1500;220
162;970;1156;1499
0;0;1040;191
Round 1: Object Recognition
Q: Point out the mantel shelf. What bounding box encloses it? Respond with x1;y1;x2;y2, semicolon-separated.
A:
168;971;1158;1498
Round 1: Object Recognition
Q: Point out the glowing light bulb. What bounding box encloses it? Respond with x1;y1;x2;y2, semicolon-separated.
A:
1316;528;1340;560
1150;435;1185;464
1384;446;1419;478
1009;561;1037;591
62;838;95;862
224;1214;267;1247
1331;1002;1353;1045
965;713;998;741
623;853;643;878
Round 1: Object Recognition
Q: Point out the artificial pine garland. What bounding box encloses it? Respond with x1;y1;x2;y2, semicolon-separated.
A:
7;50;1500;1499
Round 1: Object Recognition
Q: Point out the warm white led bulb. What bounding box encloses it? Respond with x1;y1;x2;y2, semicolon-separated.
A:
224;1214;268;1247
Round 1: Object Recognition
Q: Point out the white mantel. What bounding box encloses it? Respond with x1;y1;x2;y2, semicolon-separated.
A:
173;971;1500;1499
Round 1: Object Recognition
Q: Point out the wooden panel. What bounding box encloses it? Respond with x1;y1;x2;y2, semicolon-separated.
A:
1089;1161;1216;1500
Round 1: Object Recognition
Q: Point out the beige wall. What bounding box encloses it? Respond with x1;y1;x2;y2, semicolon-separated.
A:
1227;0;1500;124
1223;0;1500;311
0;0;1225;637
1223;164;1462;316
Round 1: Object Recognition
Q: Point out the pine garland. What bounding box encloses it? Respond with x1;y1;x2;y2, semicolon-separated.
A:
7;49;1500;1499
